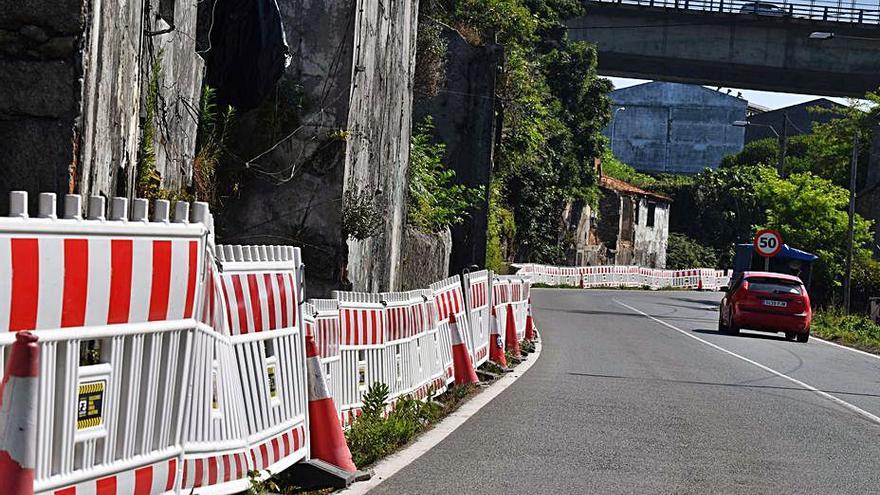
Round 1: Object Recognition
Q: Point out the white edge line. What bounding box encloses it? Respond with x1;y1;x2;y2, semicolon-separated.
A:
811;334;880;361
613;299;880;427
341;339;544;494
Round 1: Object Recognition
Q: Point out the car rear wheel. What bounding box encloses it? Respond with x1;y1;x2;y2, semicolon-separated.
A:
724;309;739;336
718;311;728;334
784;332;797;341
796;332;809;343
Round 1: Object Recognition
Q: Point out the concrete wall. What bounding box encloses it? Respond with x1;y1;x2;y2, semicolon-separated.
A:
570;4;880;97
413;29;500;275
399;227;452;291
217;0;419;297
632;196;669;269
605;82;746;173
0;0;203;211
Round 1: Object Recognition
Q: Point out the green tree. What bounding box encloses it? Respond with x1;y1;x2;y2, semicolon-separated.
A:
666;233;719;270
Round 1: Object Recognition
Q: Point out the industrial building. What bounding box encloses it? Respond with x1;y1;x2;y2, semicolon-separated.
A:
604;81;748;174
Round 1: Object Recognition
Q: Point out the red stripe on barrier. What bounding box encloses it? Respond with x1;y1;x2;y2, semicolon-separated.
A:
276;273;289;328
208;456;218;485
232;275;248;333
293;427;300;450
371;310;378;344
134;465;153;495
221;277;234;333
148;240;172;321
10;238;39;331
183;240;198;318
247;274;263;332
96;475;116;495
259;443;270;469
223;454;232;482
55;488;75;495
61;238;88;327
194;458;204;487
264;274;277;329
360;310;367;345
235;453;244;480
283;429;291;456
288;273;297;326
271;437;281;463
167;458;177;491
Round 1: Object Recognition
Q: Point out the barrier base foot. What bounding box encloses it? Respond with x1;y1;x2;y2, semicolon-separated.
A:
286;459;369;490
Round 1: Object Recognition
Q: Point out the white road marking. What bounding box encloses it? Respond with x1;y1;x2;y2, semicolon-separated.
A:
342;340;543;494
811;334;880;362
614;299;880;427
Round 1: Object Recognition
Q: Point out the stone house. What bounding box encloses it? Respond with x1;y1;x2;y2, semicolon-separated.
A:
565;174;671;268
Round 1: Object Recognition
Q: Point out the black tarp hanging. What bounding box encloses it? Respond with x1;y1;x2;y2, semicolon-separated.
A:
202;0;290;111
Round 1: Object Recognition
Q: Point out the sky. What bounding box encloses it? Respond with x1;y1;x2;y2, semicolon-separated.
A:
607;76;852;110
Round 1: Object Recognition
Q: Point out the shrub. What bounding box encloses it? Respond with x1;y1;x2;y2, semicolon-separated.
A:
408;117;484;233
666;233;718;269
811;309;880;353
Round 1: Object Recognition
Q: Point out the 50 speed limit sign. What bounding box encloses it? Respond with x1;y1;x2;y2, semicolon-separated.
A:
754;229;783;257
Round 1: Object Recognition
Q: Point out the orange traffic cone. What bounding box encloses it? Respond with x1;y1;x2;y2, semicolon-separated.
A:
505;304;521;357
0;332;39;495
524;297;536;341
305;334;356;472
489;306;507;368
449;313;479;385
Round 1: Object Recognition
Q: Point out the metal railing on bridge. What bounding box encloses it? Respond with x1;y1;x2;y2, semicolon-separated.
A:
587;0;880;25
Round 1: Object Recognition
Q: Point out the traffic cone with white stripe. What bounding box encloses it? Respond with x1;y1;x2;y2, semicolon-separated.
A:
0;332;39;495
449;313;479;385
524;297;537;341
489;306;507;368
505;304;522;357
305;334;357;472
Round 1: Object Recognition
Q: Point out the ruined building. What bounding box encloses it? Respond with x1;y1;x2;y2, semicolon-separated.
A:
565;172;671;268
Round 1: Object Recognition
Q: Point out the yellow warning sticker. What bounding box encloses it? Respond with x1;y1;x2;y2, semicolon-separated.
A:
77;380;105;430
267;365;278;399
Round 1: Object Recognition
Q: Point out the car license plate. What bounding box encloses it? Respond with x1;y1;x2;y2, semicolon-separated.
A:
763;300;787;308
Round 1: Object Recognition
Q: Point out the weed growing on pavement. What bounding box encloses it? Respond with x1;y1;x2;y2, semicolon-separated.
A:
479;360;504;375
246;469;281;495
346;382;481;468
520;339;536;354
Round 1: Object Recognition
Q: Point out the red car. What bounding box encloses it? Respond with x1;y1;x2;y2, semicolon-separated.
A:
718;271;812;342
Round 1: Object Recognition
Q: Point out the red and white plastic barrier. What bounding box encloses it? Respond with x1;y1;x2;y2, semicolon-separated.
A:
462;270;491;367
515;263;729;291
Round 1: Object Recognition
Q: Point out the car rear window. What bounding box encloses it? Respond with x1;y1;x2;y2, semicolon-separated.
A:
746;277;802;295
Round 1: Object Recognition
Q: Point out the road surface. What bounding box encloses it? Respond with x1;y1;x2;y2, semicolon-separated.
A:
368;289;880;494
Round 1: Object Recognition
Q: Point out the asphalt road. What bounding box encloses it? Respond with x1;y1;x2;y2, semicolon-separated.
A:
368;289;880;494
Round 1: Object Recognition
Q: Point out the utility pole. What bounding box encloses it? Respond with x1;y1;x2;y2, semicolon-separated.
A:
778;112;788;178
844;131;859;314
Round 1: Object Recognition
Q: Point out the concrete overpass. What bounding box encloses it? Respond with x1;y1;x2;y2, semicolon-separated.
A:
568;0;880;97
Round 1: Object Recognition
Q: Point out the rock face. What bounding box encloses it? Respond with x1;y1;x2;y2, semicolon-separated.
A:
219;0;421;297
0;0;204;212
399;227;452;291
413;29;501;275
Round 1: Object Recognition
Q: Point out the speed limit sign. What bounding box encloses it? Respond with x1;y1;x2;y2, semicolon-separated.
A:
754;229;783;257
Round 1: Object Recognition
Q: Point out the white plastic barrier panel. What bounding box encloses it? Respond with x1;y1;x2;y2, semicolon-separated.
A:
430;276;470;385
306;299;343;420
515;264;727;292
0;193;208;495
210;244;308;492
462;270;491;366
334;291;388;427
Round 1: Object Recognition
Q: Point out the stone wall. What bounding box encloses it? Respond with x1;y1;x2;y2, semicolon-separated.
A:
217;0;419;297
399;227;452;291
0;0;204;210
413;29;501;274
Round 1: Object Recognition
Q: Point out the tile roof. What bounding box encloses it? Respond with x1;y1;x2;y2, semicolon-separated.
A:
599;175;672;202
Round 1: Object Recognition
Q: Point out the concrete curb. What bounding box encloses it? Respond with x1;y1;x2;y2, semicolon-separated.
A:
339;338;544;494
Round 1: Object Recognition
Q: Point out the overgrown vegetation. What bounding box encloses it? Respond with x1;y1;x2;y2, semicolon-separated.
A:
345;383;444;467
811;310;880;354
408;117;484;233
420;0;612;266
193;86;236;207
666;233;719;270
414;15;448;99
342;189;384;241
137;51;163;199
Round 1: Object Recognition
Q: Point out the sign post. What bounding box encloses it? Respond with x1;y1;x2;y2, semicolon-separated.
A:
753;229;783;271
